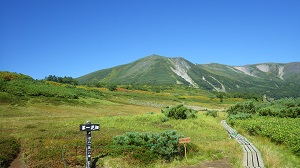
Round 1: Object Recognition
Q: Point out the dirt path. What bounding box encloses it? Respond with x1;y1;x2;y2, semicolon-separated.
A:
9;153;24;168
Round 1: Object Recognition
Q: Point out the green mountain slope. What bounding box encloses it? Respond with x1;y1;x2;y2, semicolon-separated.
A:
77;55;193;85
77;55;300;98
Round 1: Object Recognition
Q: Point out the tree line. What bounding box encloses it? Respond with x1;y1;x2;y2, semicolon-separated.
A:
44;75;78;85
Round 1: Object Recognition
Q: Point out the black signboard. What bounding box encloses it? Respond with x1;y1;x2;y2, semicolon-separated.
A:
80;121;100;168
80;124;100;131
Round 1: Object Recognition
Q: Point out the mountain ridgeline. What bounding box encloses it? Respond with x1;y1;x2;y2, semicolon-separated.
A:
77;55;300;98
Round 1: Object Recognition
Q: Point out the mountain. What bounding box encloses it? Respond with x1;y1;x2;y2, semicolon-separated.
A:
77;55;195;86
77;55;300;98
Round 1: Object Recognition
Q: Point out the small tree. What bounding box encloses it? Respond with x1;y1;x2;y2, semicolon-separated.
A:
216;92;225;102
107;83;117;91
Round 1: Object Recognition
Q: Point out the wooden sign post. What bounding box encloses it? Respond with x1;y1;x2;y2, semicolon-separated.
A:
179;137;191;165
80;121;100;168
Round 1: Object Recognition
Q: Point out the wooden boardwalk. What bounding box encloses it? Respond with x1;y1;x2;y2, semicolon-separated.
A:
221;120;264;168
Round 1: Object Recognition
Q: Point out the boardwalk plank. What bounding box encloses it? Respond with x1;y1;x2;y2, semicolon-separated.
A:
221;120;264;168
242;146;248;167
252;152;259;167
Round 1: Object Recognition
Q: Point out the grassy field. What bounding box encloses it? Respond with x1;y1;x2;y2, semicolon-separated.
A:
1;78;299;167
0;88;243;167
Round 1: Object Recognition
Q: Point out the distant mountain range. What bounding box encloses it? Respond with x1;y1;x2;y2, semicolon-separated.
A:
77;55;300;98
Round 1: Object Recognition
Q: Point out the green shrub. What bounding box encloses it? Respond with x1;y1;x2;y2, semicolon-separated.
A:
0;92;15;104
228;112;252;120
161;104;198;120
227;98;300;118
107;84;117;91
226;101;256;115
231;117;300;156
113;130;185;160
0;76;104;104
205;110;218;117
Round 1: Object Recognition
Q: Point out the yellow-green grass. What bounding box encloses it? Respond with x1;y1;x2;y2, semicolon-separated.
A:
101;88;239;111
0;99;241;167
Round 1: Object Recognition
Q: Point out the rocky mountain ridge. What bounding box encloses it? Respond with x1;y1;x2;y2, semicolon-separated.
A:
77;55;300;98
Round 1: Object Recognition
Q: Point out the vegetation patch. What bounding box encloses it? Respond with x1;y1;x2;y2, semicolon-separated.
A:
2;71;300;167
227;98;300;157
113;130;188;162
205;110;218;117
230;117;300;156
161;104;198;119
227;98;300;118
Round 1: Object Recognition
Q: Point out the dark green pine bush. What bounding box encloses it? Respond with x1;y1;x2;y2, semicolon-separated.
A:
161;104;198;120
113;130;185;161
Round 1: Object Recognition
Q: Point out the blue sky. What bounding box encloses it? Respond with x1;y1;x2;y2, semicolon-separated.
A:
1;0;299;79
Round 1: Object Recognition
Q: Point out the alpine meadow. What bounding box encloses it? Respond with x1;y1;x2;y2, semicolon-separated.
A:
1;55;300;168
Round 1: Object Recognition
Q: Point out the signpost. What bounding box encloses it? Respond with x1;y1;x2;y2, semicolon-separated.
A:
80;121;100;168
179;137;191;144
179;137;191;165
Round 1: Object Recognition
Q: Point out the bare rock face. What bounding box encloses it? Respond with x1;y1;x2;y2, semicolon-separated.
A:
169;57;199;88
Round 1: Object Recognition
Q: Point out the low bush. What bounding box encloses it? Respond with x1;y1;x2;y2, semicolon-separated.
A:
0;92;16;104
161;104;198;120
226;101;256;115
0;72;104;103
205;110;218;117
227;98;300;118
113;130;187;161
228;112;252;120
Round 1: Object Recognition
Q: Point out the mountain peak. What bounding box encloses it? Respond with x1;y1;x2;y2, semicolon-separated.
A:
146;54;163;58
144;54;185;61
